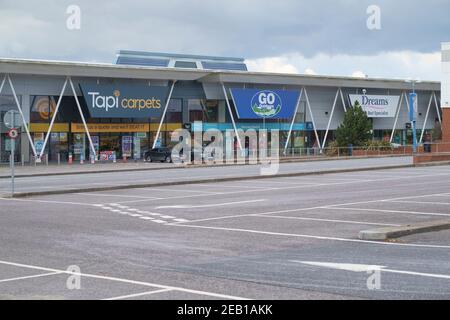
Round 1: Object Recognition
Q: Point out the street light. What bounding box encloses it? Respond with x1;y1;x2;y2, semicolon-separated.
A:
405;78;421;153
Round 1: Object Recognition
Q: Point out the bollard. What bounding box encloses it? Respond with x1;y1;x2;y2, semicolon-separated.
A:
68;153;73;165
57;153;60;165
113;153;117;163
80;154;84;165
21;154;24;166
45;154;49;166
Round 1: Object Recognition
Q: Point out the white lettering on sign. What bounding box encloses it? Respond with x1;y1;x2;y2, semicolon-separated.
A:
88;91;119;112
349;94;399;118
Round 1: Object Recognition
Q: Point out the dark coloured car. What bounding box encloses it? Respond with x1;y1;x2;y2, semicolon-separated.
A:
144;147;172;163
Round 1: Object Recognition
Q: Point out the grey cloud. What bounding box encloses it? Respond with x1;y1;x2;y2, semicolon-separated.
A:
0;0;448;62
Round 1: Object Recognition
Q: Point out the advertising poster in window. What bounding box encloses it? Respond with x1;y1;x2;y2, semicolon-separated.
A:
122;136;132;157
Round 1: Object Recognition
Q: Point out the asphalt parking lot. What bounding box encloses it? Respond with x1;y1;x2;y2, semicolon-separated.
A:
0;156;412;195
0;164;450;299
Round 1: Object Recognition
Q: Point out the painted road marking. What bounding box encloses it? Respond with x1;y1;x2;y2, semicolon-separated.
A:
252;214;400;227
326;207;450;217
103;288;173;300
141;187;221;195
0;271;62;283
78;193;160;200
171;224;450;249
386;200;450;205
294;261;450;280
0;260;249;300
156;199;266;209
111;173;450;205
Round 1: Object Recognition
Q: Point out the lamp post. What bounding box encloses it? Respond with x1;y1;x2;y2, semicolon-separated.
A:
405;79;421;153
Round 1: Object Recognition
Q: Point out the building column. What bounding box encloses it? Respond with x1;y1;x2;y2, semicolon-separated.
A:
442;108;450;143
441;42;450;150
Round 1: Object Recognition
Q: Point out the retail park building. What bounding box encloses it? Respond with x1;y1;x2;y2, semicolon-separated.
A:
0;43;449;163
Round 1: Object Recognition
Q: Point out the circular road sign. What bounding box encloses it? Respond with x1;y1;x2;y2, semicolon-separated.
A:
3;110;21;129
7;128;19;139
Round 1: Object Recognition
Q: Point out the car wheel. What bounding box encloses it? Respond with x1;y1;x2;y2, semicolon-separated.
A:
165;156;172;163
146;155;152;162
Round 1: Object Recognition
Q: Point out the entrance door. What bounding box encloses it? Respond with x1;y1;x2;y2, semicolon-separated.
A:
49;132;69;161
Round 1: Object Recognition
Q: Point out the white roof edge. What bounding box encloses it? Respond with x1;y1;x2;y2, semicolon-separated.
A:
0;56;440;85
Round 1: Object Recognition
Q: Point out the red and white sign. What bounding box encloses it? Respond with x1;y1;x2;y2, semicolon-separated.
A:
7;128;19;139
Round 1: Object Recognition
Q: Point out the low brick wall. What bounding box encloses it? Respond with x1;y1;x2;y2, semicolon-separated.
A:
353;146;422;156
413;153;450;164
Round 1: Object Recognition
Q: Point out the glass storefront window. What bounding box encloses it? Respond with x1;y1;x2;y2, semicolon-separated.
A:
188;99;204;122
1;95;22;163
30;96;56;123
204;100;219;122
166;99;182;122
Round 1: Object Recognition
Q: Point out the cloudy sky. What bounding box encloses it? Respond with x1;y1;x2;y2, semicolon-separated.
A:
0;0;448;80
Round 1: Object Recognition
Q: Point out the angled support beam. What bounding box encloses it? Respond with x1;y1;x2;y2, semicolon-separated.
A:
153;80;176;149
0;75;6;94
39;77;68;158
390;92;405;143
69;77;96;158
303;87;321;151
339;88;347;112
321;88;340;149
419;92;434;143
221;83;243;151
0;74;37;157
283;88;303;154
433;92;442;124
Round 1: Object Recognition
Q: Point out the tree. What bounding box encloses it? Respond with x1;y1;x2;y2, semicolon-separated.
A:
335;101;372;147
432;121;442;141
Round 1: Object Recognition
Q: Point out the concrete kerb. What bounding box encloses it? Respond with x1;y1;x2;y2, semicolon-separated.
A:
2;163;416;198
359;219;450;241
0;154;411;179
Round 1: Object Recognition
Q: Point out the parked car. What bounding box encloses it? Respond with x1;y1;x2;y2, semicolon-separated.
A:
144;147;172;163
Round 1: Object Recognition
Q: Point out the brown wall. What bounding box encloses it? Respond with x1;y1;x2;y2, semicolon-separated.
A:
443;108;450;143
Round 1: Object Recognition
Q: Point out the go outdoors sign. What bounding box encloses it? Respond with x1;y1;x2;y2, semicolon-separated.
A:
230;88;300;119
349;94;400;118
79;82;169;118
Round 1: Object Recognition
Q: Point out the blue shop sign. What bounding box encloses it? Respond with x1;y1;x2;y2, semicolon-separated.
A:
230;88;300;119
202;122;309;131
79;82;169;118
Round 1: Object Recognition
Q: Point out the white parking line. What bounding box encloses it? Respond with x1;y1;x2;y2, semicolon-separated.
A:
386;200;450;205
77;193;160;200
0;260;249;300
326;207;450;217
156;199;266;209
252;214;400;227
103;288;173;300
0;271;61;283
0;198;98;207
171;224;450;249
141;187;221;195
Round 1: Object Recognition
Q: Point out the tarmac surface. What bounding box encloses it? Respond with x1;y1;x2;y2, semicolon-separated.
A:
0;156;412;195
0;163;449;299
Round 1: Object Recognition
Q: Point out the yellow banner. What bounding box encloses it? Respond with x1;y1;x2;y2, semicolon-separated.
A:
71;123;183;133
29;123;70;132
71;123;149;133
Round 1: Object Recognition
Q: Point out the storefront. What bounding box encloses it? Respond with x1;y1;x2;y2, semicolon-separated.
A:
0;52;442;164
